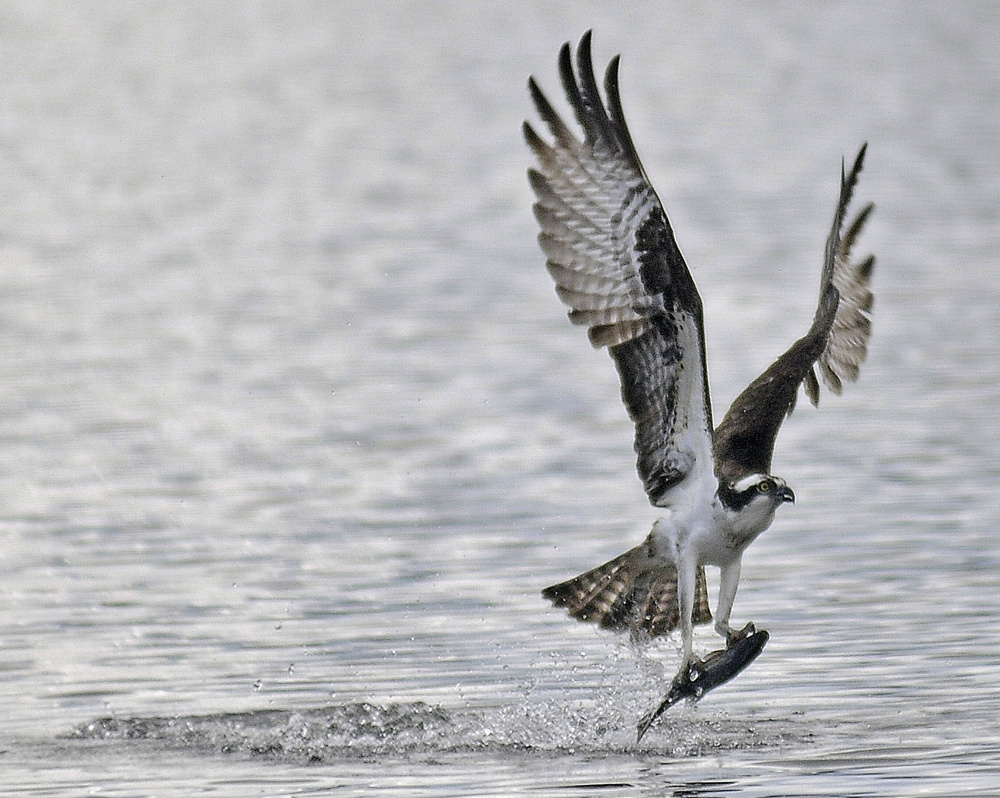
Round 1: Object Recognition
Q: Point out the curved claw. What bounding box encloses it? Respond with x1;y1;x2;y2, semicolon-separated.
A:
726;621;756;648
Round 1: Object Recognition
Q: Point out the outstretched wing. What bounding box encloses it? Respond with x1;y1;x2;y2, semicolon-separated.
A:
713;145;875;486
524;32;714;506
807;144;876;403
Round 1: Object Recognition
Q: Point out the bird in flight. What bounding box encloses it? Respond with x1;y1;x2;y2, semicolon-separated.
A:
524;32;875;702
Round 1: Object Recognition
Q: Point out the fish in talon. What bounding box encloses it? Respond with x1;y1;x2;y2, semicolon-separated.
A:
636;629;770;742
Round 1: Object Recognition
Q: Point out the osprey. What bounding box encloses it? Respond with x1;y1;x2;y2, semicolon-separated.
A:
524;33;874;687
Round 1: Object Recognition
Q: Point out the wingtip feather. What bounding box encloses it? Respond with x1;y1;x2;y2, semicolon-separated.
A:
812;143;875;401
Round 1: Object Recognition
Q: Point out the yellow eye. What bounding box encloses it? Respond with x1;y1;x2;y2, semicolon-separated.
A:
758;480;773;493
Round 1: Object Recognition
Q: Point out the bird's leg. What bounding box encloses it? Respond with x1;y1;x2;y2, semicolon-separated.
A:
675;557;699;677
714;558;754;646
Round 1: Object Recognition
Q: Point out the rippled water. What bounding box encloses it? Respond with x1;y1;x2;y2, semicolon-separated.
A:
2;2;1000;795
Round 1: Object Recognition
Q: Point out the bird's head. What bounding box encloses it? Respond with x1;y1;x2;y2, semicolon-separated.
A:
719;473;795;512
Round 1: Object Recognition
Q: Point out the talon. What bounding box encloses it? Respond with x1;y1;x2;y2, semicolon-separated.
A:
677;657;701;684
726;622;756;647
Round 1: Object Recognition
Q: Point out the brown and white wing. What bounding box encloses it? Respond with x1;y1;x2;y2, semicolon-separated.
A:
713;145;875;486
525;32;714;506
806;144;876;404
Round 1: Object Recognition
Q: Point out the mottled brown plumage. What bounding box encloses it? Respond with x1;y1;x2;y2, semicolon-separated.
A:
542;540;712;638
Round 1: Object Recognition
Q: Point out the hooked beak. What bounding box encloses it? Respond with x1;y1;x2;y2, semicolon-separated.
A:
778;486;795;504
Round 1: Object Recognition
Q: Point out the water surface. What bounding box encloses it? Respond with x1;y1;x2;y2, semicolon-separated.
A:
1;2;999;795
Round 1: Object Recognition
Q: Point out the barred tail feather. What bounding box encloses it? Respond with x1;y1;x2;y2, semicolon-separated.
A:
542;545;712;638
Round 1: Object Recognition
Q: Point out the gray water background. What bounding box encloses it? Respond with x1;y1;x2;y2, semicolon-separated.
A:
1;1;999;795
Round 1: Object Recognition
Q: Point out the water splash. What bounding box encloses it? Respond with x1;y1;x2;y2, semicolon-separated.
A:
70;700;800;762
